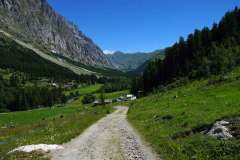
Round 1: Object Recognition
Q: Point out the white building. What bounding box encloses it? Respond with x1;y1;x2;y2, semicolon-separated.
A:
126;94;134;98
130;96;137;101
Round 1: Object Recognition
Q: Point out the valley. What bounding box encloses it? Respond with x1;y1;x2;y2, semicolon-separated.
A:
0;0;240;160
0;84;117;159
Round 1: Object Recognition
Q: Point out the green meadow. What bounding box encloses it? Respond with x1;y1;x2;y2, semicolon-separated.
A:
128;69;240;160
65;84;103;96
0;84;127;159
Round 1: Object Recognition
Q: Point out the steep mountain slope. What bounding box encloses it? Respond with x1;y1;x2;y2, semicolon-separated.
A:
0;30;127;78
0;32;79;80
0;0;112;67
0;30;95;75
107;50;164;71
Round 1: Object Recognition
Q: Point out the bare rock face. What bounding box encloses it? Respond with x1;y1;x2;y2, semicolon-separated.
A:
0;0;112;67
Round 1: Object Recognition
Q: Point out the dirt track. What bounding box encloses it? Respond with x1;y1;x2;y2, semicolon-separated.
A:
50;106;159;160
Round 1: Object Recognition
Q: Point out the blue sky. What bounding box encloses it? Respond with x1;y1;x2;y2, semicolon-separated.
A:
48;0;240;53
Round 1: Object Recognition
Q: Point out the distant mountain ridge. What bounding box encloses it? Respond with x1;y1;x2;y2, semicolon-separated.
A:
107;50;164;71
0;0;112;67
130;50;165;74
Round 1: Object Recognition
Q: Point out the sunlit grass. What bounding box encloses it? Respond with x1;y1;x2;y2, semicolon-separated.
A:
128;71;240;160
0;95;113;159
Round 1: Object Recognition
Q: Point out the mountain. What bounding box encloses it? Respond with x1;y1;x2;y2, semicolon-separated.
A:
133;50;165;74
107;50;164;71
0;0;112;67
0;30;126;78
0;32;79;81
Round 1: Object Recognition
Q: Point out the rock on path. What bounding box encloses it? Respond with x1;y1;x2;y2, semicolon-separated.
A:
50;106;160;160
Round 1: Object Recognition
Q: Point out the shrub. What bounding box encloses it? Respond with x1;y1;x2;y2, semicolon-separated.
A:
82;94;96;104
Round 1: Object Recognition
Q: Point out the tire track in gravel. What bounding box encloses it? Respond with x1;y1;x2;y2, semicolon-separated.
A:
50;106;160;160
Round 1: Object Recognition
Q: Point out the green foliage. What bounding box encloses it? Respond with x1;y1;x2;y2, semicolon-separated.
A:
65;84;103;96
100;78;131;93
5;151;48;160
97;90;129;99
0;33;79;82
132;7;240;94
0;73;67;112
0;101;113;159
128;73;240;160
82;94;96;104
99;92;105;104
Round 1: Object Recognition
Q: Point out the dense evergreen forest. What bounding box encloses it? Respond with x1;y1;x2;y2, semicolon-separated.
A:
131;7;240;94
100;78;131;93
0;73;67;112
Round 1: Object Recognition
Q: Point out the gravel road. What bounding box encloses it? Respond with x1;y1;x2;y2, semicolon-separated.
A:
50;106;160;160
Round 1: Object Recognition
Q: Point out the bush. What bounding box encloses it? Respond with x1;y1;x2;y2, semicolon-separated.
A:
82;94;96;104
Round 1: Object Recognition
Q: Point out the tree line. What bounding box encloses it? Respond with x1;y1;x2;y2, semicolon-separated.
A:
0;74;68;112
100;78;131;93
131;7;240;94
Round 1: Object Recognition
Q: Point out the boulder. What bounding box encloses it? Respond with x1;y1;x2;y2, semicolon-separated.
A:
207;120;233;139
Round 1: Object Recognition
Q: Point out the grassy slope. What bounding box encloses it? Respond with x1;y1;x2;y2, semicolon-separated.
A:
65;84;129;99
65;84;103;96
0;84;128;159
0;85;116;159
128;68;240;160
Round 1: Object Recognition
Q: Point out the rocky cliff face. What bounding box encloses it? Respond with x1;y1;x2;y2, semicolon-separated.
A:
0;0;112;67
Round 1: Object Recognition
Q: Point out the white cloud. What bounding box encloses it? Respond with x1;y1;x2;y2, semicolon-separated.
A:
103;50;115;55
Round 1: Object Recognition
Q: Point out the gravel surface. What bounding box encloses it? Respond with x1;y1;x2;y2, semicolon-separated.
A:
50;106;160;160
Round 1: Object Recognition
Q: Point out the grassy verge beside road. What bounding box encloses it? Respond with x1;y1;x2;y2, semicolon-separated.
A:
0;84;114;159
128;69;240;160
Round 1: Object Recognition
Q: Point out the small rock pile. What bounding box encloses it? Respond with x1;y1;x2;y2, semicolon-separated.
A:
207;120;232;139
207;118;240;139
9;144;64;153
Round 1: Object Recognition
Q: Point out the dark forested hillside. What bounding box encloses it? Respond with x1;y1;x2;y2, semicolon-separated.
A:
0;73;67;112
0;33;79;81
131;50;165;74
0;33;111;84
132;7;240;94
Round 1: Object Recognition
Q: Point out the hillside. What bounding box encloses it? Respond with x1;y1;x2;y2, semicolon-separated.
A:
128;7;240;160
129;69;240;160
107;50;164;71
0;32;113;112
0;30;125;77
132;7;240;94
0;0;112;67
0;32;79;81
133;50;165;74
